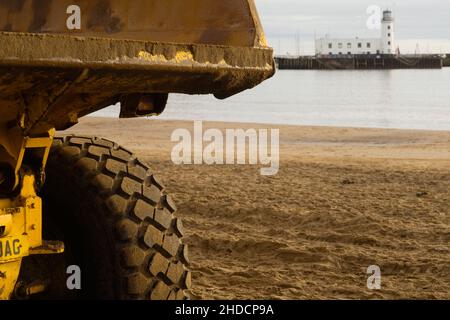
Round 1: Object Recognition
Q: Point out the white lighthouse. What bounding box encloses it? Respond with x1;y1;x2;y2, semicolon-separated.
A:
381;10;395;54
315;9;397;56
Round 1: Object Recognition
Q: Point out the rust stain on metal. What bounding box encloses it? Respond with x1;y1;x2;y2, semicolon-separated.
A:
0;0;27;12
29;0;51;33
87;0;123;34
0;0;264;47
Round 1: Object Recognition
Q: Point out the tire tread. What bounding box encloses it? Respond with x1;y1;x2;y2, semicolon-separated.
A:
49;135;191;300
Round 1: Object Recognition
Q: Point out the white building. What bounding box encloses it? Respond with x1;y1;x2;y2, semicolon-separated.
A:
315;10;395;56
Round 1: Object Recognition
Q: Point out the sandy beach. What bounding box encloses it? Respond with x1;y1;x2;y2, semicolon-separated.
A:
65;117;450;300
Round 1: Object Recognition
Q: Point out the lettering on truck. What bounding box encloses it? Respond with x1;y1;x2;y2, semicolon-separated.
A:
0;239;22;258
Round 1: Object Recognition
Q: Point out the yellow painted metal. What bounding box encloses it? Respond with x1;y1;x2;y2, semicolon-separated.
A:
0;130;63;300
13;129;55;190
0;212;12;236
0;235;29;262
0;175;39;299
29;241;65;255
0;128;55;191
0;260;22;300
17;281;48;297
0;198;19;300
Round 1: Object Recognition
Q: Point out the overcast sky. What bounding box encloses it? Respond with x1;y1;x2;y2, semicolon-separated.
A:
256;0;450;54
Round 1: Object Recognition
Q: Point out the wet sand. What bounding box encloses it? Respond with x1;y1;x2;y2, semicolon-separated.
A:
66;117;450;300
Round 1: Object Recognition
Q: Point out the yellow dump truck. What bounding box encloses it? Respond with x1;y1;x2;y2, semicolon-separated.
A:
0;0;274;299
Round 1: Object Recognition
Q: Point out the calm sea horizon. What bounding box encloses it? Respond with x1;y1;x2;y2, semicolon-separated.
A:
93;68;450;131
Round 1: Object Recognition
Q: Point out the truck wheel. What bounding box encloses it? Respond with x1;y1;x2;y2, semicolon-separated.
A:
35;135;191;300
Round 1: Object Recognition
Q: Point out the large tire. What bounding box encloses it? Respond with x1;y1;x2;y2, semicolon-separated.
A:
35;135;191;300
